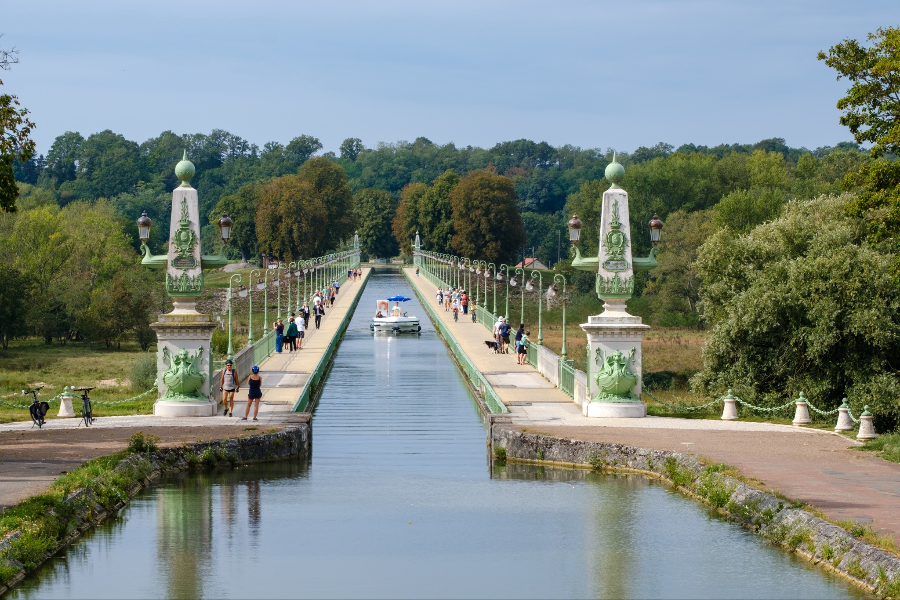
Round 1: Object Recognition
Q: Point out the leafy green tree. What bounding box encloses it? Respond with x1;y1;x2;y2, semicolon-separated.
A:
521;212;565;267
214;183;258;260
563;179;608;257
642;210;713;327
354;188;398;258
747;150;790;190
393;182;427;254
297;157;356;251
695;194;900;429
0;42;35;212
340;138;364;161
818;27;900;155
712;188;786;233
0;263;28;348
255;174;328;260
286;135;323;165
450;170;526;265
418;169;458;254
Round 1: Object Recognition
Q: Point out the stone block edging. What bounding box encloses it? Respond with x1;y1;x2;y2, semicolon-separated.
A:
492;426;900;596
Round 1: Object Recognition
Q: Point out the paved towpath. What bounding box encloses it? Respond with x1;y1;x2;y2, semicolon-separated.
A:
406;268;900;540
0;268;370;509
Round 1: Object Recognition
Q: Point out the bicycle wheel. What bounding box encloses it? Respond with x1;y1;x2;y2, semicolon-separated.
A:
30;404;42;428
87;400;94;424
82;399;90;427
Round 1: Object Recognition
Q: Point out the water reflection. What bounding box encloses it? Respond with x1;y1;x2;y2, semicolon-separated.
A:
6;275;866;600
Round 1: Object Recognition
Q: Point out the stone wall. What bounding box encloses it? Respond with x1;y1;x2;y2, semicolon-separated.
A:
491;426;900;596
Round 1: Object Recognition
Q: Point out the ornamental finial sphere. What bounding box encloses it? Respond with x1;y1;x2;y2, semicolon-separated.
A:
605;153;625;189
175;150;195;188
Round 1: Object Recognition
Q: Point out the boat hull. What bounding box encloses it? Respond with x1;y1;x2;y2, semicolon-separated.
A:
371;317;421;333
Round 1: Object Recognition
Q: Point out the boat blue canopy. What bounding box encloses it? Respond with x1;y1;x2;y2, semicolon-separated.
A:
386;296;412;302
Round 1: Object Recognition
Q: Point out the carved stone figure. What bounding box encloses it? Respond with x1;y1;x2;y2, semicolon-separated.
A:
161;346;206;401
593;347;638;402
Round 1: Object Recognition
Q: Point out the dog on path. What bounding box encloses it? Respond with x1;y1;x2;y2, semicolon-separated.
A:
484;340;500;354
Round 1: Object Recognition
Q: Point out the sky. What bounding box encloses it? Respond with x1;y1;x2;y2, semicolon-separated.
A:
1;0;896;156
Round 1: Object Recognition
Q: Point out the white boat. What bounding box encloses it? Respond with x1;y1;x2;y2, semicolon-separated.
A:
370;298;421;334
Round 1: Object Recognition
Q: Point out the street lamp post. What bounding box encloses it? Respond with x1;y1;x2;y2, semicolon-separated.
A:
512;266;525;325
487;262;497;316
527;270;543;346
227;273;243;360
499;264;510;320
549;274;568;359
249;268;261;346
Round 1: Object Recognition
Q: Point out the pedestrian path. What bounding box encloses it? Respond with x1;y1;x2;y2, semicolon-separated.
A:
0;268;371;431
405;267;900;539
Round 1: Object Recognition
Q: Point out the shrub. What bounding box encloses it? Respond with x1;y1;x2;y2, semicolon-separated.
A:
127;431;160;454
130;353;157;391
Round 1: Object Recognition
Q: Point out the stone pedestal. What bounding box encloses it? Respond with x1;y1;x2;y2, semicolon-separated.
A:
580;299;650;418
58;393;76;418
150;305;218;417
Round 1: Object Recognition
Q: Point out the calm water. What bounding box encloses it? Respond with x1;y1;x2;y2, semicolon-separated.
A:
7;273;865;599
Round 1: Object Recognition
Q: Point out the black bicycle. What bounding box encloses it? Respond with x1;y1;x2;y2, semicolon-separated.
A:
24;386;49;429
75;387;95;427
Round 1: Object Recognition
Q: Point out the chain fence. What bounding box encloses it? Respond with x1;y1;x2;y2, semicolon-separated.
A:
1;386;157;410
641;384;861;426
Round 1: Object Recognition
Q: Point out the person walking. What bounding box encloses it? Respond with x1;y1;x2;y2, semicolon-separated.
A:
516;331;531;365
242;365;263;421
274;319;284;353
220;359;240;417
437;287;443;306
301;302;311;328
515;323;525;363
330;286;336;307
285;317;298;352
498;318;512;354
460;291;469;315
297;316;306;349
314;302;324;329
415;267;420;276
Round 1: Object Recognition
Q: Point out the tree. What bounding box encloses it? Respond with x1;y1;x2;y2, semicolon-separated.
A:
0;39;35;212
695;194;900;429
255;174;328;260
642;210;714;327
393;182;427;254
296;157;356;251
66;130;144;200
354;188;398;258
712;188;786;234
818;27;900;155
340;138;364;161
450;170;526;265
214;183;258;260
285;135;323;165
0;263;28;348
418;169;458;254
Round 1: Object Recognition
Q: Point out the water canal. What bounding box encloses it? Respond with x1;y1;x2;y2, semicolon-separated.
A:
6;273;866;599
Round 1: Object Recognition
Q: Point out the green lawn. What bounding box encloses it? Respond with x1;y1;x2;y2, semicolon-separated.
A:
0;339;157;423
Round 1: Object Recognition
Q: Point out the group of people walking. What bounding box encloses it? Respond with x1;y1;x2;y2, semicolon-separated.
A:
434;286;530;363
273;280;344;353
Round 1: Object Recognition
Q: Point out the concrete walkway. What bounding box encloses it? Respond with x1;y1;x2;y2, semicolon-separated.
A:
406;267;900;540
0;268;370;509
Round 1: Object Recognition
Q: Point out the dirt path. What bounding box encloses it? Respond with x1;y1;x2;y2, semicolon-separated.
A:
0;425;280;510
523;424;900;540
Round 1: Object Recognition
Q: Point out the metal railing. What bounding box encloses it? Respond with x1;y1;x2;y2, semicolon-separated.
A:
292;268;370;412
559;359;576;399
406;272;507;414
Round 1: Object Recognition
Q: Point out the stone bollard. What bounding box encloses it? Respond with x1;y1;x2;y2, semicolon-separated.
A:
792;391;812;426
856;406;877;440
834;397;854;432
721;389;738;421
58;390;76;418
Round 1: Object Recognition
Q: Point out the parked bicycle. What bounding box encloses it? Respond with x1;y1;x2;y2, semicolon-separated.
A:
75;387;96;427
23;386;49;429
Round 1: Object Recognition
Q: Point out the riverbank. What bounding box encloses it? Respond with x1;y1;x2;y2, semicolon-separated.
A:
0;426;309;594
490;425;900;597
